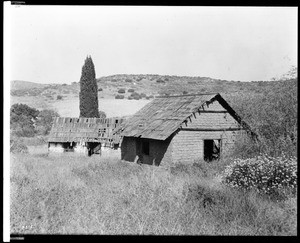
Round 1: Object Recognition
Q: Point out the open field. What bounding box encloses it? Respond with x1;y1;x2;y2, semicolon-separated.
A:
10;149;297;235
11;96;150;118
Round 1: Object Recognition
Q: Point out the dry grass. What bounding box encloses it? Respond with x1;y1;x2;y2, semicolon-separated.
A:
10;151;297;235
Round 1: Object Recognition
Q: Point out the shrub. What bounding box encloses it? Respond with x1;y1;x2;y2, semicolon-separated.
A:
125;79;132;83
35;109;60;135
98;110;106;118
156;79;165;84
140;93;146;98
98;88;103;91
10;104;39;137
127;96;133;100
222;155;297;199
56;95;63;100
10;138;28;154
129;92;141;99
115;95;124;99
131;92;139;96
118;89;125;94
127;89;135;93
183;91;188;95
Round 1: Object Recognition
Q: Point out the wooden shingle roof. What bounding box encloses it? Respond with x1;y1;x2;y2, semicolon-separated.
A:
121;93;256;140
121;93;220;140
48;117;125;146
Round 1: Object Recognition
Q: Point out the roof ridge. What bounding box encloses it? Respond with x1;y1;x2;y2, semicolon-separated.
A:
156;93;219;98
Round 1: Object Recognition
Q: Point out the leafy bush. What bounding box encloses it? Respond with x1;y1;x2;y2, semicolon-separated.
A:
35;109;60;135
129;92;141;100
127;96;133;100
10;104;39;137
56;95;63;100
223;155;297;199
118;89;125;94
10;138;28;154
227;79;297;157
98;110;106;118
127;89;135;93
156;79;165;84
183;91;188;95
115;95;125;99
140;93;146;98
125;79;132;83
98;88;103;91
131;92;139;96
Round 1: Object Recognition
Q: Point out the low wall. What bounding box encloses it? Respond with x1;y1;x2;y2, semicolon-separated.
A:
48;143;64;153
101;147;121;159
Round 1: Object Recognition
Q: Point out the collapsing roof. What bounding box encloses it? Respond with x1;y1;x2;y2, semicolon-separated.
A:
120;93;255;140
48;117;125;146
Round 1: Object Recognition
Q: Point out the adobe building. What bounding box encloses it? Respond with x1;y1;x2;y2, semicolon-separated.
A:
120;93;255;166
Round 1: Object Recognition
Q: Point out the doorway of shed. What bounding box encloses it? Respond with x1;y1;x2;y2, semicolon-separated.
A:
87;142;101;156
61;142;75;152
204;139;221;162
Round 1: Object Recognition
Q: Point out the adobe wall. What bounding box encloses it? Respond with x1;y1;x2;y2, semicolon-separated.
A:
170;130;246;164
48;142;64;153
121;137;172;166
183;100;241;129
121;137;137;162
101;146;121;159
48;142;88;154
170;99;247;164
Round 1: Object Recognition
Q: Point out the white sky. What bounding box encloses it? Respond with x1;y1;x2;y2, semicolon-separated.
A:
7;5;298;83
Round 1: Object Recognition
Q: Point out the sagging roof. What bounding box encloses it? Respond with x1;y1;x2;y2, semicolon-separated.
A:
121;93;255;140
48;117;125;146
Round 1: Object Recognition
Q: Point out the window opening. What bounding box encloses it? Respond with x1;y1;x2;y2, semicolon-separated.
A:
204;139;221;162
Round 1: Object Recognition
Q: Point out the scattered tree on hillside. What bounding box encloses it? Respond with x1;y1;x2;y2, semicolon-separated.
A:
79;56;99;118
10;103;39;137
271;66;298;81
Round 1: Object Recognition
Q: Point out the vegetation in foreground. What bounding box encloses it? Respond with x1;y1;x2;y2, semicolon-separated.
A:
10;153;297;235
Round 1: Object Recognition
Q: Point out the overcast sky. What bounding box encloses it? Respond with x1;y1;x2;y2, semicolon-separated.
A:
7;5;298;83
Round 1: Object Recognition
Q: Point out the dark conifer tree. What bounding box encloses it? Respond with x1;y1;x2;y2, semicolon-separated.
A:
79;56;99;118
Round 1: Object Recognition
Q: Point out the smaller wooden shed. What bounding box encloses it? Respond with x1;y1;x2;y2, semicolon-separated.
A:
48;117;124;156
120;93;255;166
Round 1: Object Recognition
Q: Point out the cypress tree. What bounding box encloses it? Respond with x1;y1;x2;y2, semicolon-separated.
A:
79;56;99;118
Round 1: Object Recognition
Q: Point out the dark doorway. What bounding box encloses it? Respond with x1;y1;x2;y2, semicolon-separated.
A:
87;142;101;156
204;139;221;162
142;141;150;155
62;142;75;152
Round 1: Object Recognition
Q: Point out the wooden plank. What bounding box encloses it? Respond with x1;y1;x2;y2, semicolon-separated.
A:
199;110;228;113
181;128;244;132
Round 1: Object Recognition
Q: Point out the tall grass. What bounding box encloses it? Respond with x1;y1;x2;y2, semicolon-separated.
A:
10;153;297;235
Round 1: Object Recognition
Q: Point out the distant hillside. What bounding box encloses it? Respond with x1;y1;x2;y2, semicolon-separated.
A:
10;75;297;104
11;80;49;91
